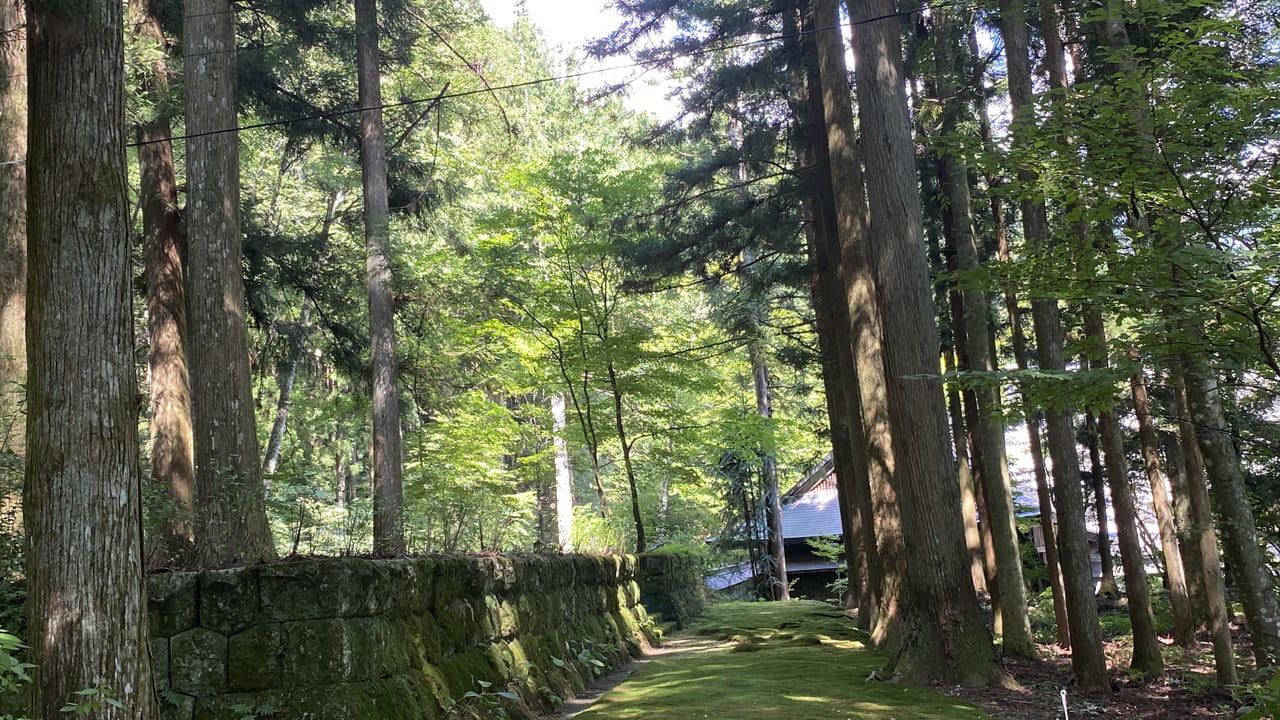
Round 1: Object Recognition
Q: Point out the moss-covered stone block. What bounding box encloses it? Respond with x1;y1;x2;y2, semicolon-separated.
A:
170;627;227;695
153;637;170;693
258;557;384;621
374;558;435;615
431;556;468;608
227;623;283;691
279;616;410;685
401;612;444;661
149;571;198;638
199;567;260;634
436;647;499;697
487;596;517;639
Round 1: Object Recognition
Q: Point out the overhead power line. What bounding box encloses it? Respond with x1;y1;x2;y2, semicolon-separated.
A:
0;1;969;163
129;2;964;149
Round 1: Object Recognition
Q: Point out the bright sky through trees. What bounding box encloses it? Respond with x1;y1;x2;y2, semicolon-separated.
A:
479;0;679;118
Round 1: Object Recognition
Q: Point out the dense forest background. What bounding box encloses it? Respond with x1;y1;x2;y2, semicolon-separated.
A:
5;0;1280;713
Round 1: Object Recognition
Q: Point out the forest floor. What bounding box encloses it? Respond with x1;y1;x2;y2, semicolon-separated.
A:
550;601;1251;720
946;637;1241;719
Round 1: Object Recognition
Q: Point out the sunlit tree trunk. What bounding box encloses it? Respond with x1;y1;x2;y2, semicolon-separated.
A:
133;0;194;565
185;0;275;564
0;0;24;456
751;357;788;599
846;0;999;684
1130;370;1194;647
797;16;876;620
1170;359;1236;683
816;0;899;644
931;7;1032;656
356;0;405;556
24;0;160;711
942;346;988;596
1163;430;1209;630
552;393;574;551
999;0;1108;688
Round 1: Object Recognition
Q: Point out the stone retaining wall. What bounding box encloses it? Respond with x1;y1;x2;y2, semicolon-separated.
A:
148;555;656;720
636;552;707;629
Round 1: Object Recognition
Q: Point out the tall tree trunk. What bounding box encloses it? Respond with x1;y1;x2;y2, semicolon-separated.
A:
262;299;312;479
811;258;868;614
1183;349;1280;668
816;0;899;645
184;0;275;565
986;98;1070;648
931;7;1032;657
133;0;195;565
798;18;877;622
551;393;574;551
751;356;788;600
24;0;160;712
845;0;1000;684
943;346;988;596
263;192;339;480
1087;0;1252;675
1083;313;1162;675
0;0;24;457
356;0;405;556
607;360;646;554
1130;370;1194;648
998;0;1109;688
946;269;999;623
1084;412;1121;598
1161;422;1211;629
1171;359;1236;682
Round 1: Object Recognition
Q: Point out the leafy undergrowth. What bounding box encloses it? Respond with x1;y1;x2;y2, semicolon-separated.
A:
570;600;989;720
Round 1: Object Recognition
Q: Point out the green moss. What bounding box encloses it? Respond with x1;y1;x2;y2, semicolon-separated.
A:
573;601;989;720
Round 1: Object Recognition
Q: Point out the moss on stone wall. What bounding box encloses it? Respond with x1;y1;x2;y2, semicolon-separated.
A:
637;551;707;629
150;555;656;720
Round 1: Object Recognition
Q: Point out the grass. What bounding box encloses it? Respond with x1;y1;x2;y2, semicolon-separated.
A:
572;600;990;720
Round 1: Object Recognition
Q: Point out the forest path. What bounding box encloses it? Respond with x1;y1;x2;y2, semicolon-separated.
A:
542;600;989;720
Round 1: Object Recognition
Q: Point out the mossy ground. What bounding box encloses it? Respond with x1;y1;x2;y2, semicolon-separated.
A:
569;601;989;720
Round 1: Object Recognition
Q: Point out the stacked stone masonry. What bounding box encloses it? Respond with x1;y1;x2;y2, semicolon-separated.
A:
148;555;659;720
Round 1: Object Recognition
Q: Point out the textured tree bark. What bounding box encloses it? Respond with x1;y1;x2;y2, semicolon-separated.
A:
943;346;988;596
184;0;275;565
999;0;1109;689
845;0;999;684
1084;412;1121;599
551;393;574;551
931;8;1032;656
0;0;23;456
945;264;999;624
25;0;160;713
811;261;868;614
750;357;788;599
816;0;900;645
356;0;405;556
1130;370;1194;648
987;104;1070;649
132;0;194;565
1170;360;1236;683
797;22;877;622
1093;395;1163;673
1183;350;1280;668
